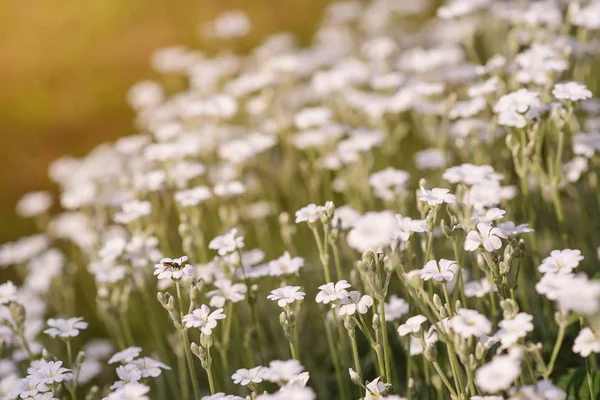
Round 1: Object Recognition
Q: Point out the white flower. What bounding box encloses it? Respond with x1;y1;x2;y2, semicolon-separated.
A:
263;360;305;383
398;315;427;336
295;204;326;224
417;187;456;206
475;355;521;393
109;347;142;364
153;256;194;280
538;249;584;274
552;82;592;101
365;377;391;400
35;361;73;384
555;274;600;315
464;222;507;252
347;211;397;253
515;380;566;400
268;252;304;276
131;357;171;378
294;107;332;130
464;278;495;298
206;280;247;308
114;200;151;224
384;295;409;321
267;286;306;308
105;382;150;400
232;366;268;386
315;280;351;304
201;394;244;400
174;186;212;207
535;272;568;300
204;10;250;39
496;221;534;236
111;364;142;390
573;327;600;357
393;215;428;241
16;191;53;218
11;376;47;399
409;326;439;356
182;305;226;335
333;205;361;230
209;229;245;255
44;317;88;338
0;281;17;304
495;313;534;349
450;309;492;338
419;259;459;282
494;89;541;114
214;181;246;197
338;291;373;316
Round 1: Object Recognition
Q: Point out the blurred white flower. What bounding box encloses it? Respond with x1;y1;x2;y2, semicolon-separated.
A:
35;361;73;385
573;327;600;357
232;366;268;386
109;347;142;364
495;313;534;349
209;229;245;256
44;317;88;338
419;259;458;282
538;249;584;274
16;191;53;218
417;187;456;206
552;82;593;101
131;357;171;378
451;309;492;338
475;355;521;393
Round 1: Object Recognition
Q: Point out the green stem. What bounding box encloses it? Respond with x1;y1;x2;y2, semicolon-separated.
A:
349;331;362;378
432;361;458;397
206;362;216;395
176;282;202;400
379;299;392;383
544;322;565;379
311;226;332;282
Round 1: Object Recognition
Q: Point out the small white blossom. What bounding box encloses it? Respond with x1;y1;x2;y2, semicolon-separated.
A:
419;259;459;282
206;280;247;308
573;327;600;357
315;280;351;304
267;286;306;308
464;222;507;252
268;252;304;276
538;249;584;274
44;317;88;338
365;377;391;400
398;315;427;336
338;291;373;316
131;357;171;378
109;347;142;364
182;305;226;336
35;361;73;384
450;309;492;338
552;82;593;101
295;204;326;224
495;313;534;349
153;256;194;280
417;187;456;206
209;229;245;256
232;366;268;386
475;355;521;393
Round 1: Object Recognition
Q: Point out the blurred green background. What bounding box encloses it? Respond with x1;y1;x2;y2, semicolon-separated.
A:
0;0;333;244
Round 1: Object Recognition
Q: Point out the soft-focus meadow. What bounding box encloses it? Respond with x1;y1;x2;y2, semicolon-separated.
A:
3;1;600;400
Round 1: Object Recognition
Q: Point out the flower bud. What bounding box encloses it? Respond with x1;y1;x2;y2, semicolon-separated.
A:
349;368;361;385
424;343;437;361
85;386;100;400
469;354;477;370
325;201;335;220
426;210;435;232
455;300;462;310
439;306;448;319
500;299;519;319
190;342;200;358
433;294;443;310
372;314;381;331
475;341;485;360
42;348;52;360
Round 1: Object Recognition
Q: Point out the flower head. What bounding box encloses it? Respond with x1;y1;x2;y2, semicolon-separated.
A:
552;82;592;101
573;327;600;357
338;291;373;316
267;286;306;308
538;249;584;274
154;256;193;281
182;305;226;335
209;229;245;255
464;222;507;252
450;309;492;338
232;366;268;386
417;187;456;206
398;315;427;336
419;259;458;282
35;361;73;384
44;317;88;339
315;280;351;304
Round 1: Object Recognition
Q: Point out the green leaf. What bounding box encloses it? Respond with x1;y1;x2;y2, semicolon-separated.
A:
558;367;600;399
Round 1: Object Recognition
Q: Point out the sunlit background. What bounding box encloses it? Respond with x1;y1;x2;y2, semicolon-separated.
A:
0;0;334;243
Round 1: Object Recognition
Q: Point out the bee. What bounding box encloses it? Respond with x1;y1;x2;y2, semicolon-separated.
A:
162;259;183;270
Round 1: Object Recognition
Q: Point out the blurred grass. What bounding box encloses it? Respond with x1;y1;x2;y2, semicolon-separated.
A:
0;0;333;243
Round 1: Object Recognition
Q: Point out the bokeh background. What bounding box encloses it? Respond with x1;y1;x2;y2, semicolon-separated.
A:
0;0;334;244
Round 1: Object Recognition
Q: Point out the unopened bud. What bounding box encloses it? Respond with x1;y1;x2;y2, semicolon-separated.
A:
349;368;361;384
455;300;462;310
475;342;485;360
76;351;86;367
190;342;200;358
372;314;381;331
433;294;443;310
424;343;437;361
